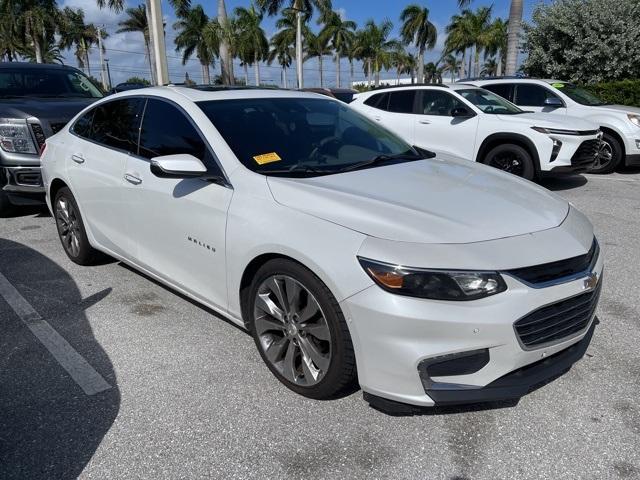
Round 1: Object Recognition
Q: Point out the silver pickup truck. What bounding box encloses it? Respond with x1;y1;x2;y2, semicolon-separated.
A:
0;62;103;216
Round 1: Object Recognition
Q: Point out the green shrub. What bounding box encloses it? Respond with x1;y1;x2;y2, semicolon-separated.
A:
584;80;640;107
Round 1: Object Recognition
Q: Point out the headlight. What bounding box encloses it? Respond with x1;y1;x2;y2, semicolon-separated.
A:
531;126;587;135
358;258;507;301
0;119;37;154
628;114;640;127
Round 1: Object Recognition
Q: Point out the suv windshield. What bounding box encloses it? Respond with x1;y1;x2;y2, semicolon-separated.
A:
550;82;607;106
198;97;421;177
457;88;524;114
0;68;103;98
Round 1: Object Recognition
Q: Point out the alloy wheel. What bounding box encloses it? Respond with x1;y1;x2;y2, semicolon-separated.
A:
253;275;332;387
593;140;613;171
487;151;525;177
55;197;81;257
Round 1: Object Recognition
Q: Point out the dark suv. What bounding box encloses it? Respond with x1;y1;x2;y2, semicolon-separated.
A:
0;63;103;215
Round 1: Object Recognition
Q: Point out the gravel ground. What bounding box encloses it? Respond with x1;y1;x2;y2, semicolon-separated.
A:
1;170;639;480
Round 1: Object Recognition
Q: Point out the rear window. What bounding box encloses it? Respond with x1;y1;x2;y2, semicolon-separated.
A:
0;68;103;98
482;83;514;102
387;90;416;114
363;92;389;110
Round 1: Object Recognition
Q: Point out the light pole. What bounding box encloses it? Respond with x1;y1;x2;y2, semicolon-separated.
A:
148;0;169;85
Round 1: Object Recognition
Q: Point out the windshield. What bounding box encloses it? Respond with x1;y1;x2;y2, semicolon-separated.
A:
457;88;524;114
198;97;419;177
0;68;103;99
550;82;607;106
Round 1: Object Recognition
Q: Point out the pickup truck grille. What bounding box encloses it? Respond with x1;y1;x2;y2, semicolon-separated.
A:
514;280;602;349
571;139;601;168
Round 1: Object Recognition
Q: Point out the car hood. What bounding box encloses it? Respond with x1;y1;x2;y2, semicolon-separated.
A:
495;112;598;130
591;104;640;116
267;155;569;244
0;97;98;133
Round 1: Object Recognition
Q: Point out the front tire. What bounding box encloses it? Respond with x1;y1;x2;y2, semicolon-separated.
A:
483;143;536;181
247;259;357;400
0;188;13;218
53;187;100;265
589;132;622;174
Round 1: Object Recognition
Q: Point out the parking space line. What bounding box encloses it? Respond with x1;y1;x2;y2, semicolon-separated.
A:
0;270;111;396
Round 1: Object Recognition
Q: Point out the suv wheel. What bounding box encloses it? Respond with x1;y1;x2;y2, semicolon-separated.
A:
53;187;100;265
247;259;357;399
589;133;622;174
483;144;536;181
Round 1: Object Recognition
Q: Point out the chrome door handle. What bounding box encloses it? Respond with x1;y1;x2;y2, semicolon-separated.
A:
124;173;142;185
373;116;381;122
71;154;85;164
419;120;431;125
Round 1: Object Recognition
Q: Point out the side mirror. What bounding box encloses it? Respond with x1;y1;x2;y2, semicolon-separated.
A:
150;154;207;179
451;107;474;118
543;97;563;108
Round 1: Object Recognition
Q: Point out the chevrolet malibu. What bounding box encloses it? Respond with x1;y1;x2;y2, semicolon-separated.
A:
41;87;603;410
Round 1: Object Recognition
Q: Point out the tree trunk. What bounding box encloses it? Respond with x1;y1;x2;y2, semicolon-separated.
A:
505;0;523;75
205;64;211;84
85;50;91;76
33;34;43;64
335;54;340;88
417;48;425;83
467;48;472;78
244;63;249;85
374;59;380;87
474;46;480;78
318;55;323;87
460;50;466;78
282;66;288;88
218;0;234;85
295;3;304;88
254;52;260;86
410;67;415;84
349;59;353;87
496;50;503;76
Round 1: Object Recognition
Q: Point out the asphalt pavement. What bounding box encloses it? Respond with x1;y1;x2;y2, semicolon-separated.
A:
1;170;639;480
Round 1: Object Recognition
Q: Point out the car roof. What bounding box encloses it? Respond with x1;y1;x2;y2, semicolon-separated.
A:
0;62;79;71
466;77;566;85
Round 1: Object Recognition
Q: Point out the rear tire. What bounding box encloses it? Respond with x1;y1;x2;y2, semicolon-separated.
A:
247;258;357;400
53;187;100;265
483;143;536;181
0;188;13;218
589;132;622;174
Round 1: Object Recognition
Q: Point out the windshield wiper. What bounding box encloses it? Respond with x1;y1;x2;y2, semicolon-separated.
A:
332;151;427;173
258;164;328;176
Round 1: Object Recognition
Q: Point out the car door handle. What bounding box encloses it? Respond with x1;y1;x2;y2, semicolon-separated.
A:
373;116;381;122
418;120;431;125
124;173;142;185
71;154;85;164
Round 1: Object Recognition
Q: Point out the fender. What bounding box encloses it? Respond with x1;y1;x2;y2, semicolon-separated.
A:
476;132;542;174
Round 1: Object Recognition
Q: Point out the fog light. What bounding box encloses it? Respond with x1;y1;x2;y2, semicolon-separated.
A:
635;139;640;149
551;139;562;162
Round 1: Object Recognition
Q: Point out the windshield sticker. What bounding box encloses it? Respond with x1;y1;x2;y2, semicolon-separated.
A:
253;152;282;165
551;83;565;88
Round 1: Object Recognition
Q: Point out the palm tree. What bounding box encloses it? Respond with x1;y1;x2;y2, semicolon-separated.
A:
174;5;216;84
304;29;332;87
445;10;473;79
361;19;398;87
270;9;299;85
18;0;58;64
400;4;437;84
345;35;362;88
505;0;522;75
319;8;356;88
484;18;507;76
59;7;103;74
235;3;268;86
391;47;413;85
0;0;25;61
467;6;493;78
441;53;461;83
256;0;330;88
481;58;498;76
268;31;294;87
117;5;154;82
22;36;64;64
96;0;124;12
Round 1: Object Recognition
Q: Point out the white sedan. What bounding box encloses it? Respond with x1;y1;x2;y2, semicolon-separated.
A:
41;87;603;410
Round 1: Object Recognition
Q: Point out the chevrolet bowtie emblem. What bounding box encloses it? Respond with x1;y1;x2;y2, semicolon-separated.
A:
583;272;598;291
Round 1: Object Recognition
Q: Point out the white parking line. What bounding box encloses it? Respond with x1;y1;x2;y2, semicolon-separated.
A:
0;270;111;396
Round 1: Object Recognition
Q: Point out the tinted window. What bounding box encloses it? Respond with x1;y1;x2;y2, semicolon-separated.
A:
457;88;523;115
421;91;466;116
364;92;389;110
514;84;561;107
483;83;514;102
139;99;206;160
90;99;142;153
0;68;103;98
198;97;414;177
387;90;416;113
72;109;95;139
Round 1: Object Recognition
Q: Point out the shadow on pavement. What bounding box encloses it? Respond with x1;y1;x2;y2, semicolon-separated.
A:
0;238;119;480
539;174;588;191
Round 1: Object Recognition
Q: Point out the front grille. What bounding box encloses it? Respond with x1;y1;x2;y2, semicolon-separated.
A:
50;122;67;134
29;123;46;149
571;139;601;167
514;280;602;348
506;238;599;286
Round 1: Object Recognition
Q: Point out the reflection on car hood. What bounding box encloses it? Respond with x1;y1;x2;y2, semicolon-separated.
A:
591;104;640;116
495;112;598;130
0;97;97;122
267;155;569;244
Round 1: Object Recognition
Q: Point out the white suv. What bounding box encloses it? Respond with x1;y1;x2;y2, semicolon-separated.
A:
351;85;601;180
467;78;640;173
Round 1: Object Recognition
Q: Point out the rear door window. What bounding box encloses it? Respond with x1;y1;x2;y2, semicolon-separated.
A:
363;92;390;110
89;98;143;153
482;83;514;102
72;109;95;139
514;84;562;107
387;90;417;114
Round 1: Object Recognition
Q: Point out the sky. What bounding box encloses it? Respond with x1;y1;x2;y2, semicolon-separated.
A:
59;0;549;88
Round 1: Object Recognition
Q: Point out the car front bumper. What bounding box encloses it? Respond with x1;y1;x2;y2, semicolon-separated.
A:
546;133;602;173
1;165;46;205
341;215;602;408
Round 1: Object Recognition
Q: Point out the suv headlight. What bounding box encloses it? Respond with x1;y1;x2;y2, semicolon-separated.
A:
628;114;640;127
358;258;507;301
531;126;584;135
0;119;37;154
